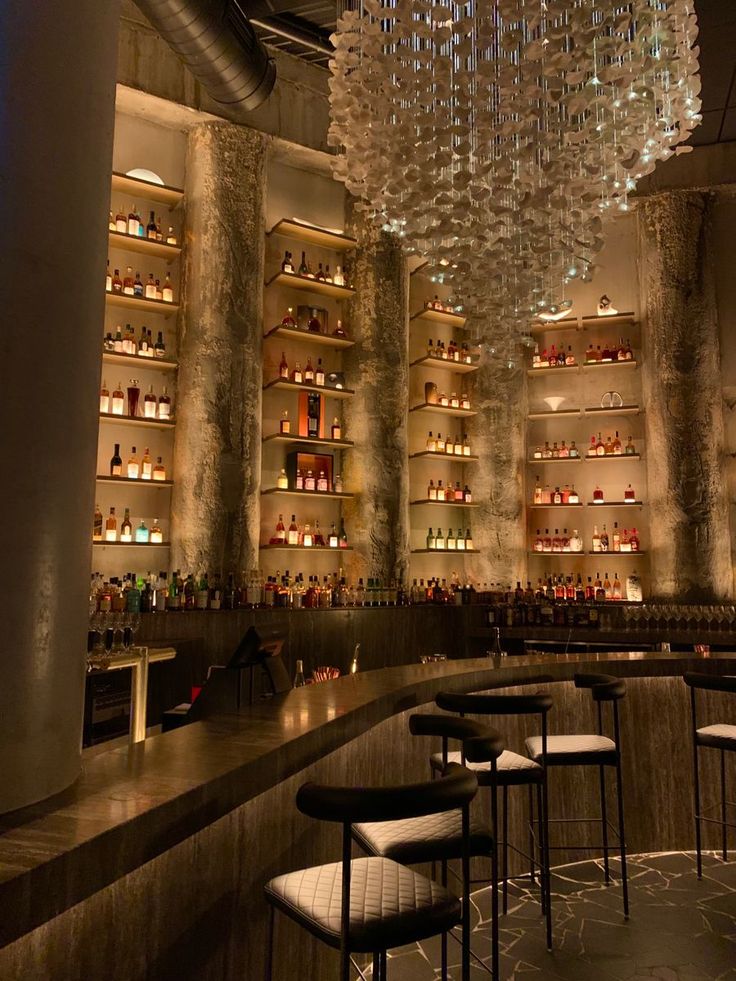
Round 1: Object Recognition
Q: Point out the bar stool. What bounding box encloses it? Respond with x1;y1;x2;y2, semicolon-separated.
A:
525;673;629;918
433;690;553;951
683;672;736;877
351;716;503;980
264;764;478;981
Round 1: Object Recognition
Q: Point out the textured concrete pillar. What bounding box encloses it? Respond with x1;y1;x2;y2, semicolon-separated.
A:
465;339;527;587
639;191;733;600
172;123;268;575
341;212;410;584
0;0;119;811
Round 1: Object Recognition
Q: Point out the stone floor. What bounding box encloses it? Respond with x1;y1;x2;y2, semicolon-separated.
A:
379;852;736;980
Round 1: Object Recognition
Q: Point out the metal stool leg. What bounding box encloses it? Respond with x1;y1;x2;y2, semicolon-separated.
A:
615;755;629;918
693;740;703;878
491;803;500;980
265;905;275;981
528;784;536;886
502;784;509;915
381;950;387;981
536;783;546;915
542;774;552;950
599;765;610;884
721;749;728;861
441;858;448;979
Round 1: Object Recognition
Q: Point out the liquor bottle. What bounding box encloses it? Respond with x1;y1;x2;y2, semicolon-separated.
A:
565;346;575;366
145;273;156;299
612;430;622;455
100;380;110;414
155;331;166;358
463;435;471;456
93;504;103;541
328;523;339;548
112;268;123;293
162;273;174;303
593;484;604;504
624;483;636;503
119;510;132;543
625;436;636;456
612;572;622;600
127;447;140;479
464;528;473;550
304;469;315;491
435;527;445;549
135;520;150;543
630;527;640;552
533;529;543;552
569;484;580;504
156;217;163;242
298;251;308;276
105;260;112;292
604;434;614;455
333;319;347;339
331;417;341;440
314;521;325;546
280;250;293;273
145;210;157;240
111;382;125;415
133;272;144;298
144;385;157;419
153;457;166;481
594;573;605;601
427;527;435;549
279;352;288;379
428;478;437;500
274;514;286;544
587;435;597;457
280;409;290;434
307;309;321;332
105;507;117;542
569;440;580;459
446;528;456;550
612;522;621;552
603;573;613;601
115;206;127;233
542;528;552;552
436;432;446;453
592;525;601;552
141;447;152;480
293;660;306;688
123;266;135;295
596;432;605;456
292;362;303;384
339;519;349;548
437;479;445;502
600;524;609;552
316;263;325;282
147;519;161;544
304;358;314;384
287;515;299;546
315;358;325;386
154;278;163;300
302;523;313;547
458;482;467;502
317;470;328;492
196;573;209;609
109;443;122;477
158;387;171;420
295;469;304;490
127;205;139;237
569;529;583;553
333;265;345;286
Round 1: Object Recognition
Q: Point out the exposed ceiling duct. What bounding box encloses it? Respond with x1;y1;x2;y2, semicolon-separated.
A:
134;0;276;111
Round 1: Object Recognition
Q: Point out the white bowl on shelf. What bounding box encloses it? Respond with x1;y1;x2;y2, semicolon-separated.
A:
543;396;566;412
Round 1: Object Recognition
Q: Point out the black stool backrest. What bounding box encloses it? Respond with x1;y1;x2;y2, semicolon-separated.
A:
683;671;736;734
409;712;503;768
574;673;626;747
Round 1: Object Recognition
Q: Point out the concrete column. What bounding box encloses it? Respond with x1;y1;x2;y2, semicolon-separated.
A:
171;123;268;575
639;191;733;600
0;1;120;811
341;211;411;584
465;338;527;587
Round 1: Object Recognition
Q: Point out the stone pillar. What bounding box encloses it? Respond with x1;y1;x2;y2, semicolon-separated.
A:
0;1;119;811
465;337;527;586
341;211;410;584
639;191;733;600
172;123;268;575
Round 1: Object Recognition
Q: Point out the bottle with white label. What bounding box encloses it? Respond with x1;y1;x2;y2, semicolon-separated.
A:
111;382;125;416
162;273;174;303
100;381;110;414
158;387;171;420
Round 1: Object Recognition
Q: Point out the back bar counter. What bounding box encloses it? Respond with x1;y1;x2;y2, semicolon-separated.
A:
3;650;736;980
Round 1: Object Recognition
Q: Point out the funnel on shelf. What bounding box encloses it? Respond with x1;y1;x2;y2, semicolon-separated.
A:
543;396;566;412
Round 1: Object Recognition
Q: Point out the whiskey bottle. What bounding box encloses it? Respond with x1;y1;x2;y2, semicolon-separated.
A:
127;447;140;479
154;278;163;300
317;470;328;492
144;385;157;419
333;265;345;286
446;528;456;550
436;432;446;453
436;479;445;502
279;352;289;379
146;210;157;240
105;260;112;292
162;273;174;303
280;409;290;434
127;205;139;237
592;484;604;504
110;443;122;477
105;506;118;542
463;435;471;456
141;447;152;480
292;362;303;384
331;417;341;440
287;515;299;545
624;483;636;503
153;457;166;481
324;264;333;284
314;521;326;546
334;473;343;493
464;528;473;550
298;251;308;276
115;206;127;233
304;469;315;491
100;380;110;414
274;514;286;543
281;251;294;273
133;272;144;298
316;263;325;282
428;479;437;500
612;522;621;552
150;519;163;544
596;433;605;456
625;436;636;456
93;504;103;541
435;527;445;549
427;527;436;549
339;519;349;548
315;358;325;386
111;382;125;416
333;319;347;338
156;217;164;242
154;331;166;358
302;523;313;547
304;358;314;384
158;387;171;420
426;431;436;452
600;525;609;552
612;430;622;455
123;266;135;295
328;523;339;548
145;273;156;299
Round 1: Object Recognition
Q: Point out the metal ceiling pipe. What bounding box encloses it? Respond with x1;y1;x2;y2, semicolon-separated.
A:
249;17;333;56
134;0;276;110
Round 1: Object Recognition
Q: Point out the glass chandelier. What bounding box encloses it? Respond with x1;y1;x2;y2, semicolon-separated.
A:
328;0;701;328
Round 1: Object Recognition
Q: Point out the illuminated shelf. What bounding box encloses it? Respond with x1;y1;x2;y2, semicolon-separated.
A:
265;271;356;300
529;317;578;336
263;378;354;399
528;503;584;508
111;171;184;209
410;356;479;374
409;451;479;462
582;360;638;370
528;550;646;557
581;312;637;328
410;499;479;508
528;409;582;420
409;402;476;418
99;413;175;430
105;292;179;317
588;501;644;507
262;433;354;450
102;352;177;371
584;405;642;417
264;324;355;349
527;457;582;464
259;544;353;552
410;308;467;327
527;365;580;377
268;218;357;251
411;548;479;554
261;487;354;500
96;475;173;487
527;405;641;419
528;313;638;336
108;230;180;261
92;540;170;547
584;454;641;462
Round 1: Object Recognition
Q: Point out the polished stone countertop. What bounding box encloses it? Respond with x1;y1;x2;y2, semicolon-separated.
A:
1;650;734;948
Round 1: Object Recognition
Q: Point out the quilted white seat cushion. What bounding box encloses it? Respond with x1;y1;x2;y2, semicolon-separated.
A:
353;808;493;865
265;856;460;952
526;734;617;765
430;749;542;784
696;723;736;750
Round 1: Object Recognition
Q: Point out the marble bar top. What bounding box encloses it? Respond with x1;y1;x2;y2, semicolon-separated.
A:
1;650;734;949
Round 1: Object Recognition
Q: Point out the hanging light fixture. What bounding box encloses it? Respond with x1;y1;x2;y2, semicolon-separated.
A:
328;0;701;329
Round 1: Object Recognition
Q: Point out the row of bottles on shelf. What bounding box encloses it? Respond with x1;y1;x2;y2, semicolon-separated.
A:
281;252;351;288
270;514;349;548
104;324;168;359
93;506;164;543
425;480;472;502
532;481;638;505
278;353;343;387
423;295;463;314
532;524;641;553
291;468;343;493
425;432;473;456
425;527;474;550
424;383;471;409
531;338;635;368
424;339;476;363
531;433;637;459
99;380;172;419
106;264;176;303
275;307;349;339
486;575;642;625
278;412;342;439
109;205;177;244
107;444;167;481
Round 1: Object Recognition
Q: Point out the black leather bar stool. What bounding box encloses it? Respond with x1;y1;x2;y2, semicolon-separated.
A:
683;672;736;877
433;690;553;951
525;673;629;918
264;764;478;981
351;716;503;981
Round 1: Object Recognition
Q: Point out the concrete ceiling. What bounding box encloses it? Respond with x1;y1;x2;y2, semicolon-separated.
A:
254;0;736;147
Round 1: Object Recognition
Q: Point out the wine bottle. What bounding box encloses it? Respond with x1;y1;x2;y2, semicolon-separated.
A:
110;443;122;477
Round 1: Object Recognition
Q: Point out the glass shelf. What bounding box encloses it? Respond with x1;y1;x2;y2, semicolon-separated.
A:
410;499;478;508
102;352;177;371
268;218;357;251
263;378;354;399
96;475;173;487
262;433;354;450
92;540;170;547
99;413;175;430
265;271;356;300
105;292;179;318
108;230;180;261
409;402;476;418
264;324;355;349
410;356;479;374
261;487;353;500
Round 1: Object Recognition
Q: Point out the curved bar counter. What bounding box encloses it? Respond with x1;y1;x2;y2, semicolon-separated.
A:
1;651;735;980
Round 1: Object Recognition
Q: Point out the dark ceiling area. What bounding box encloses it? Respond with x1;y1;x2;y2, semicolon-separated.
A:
251;0;736;147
